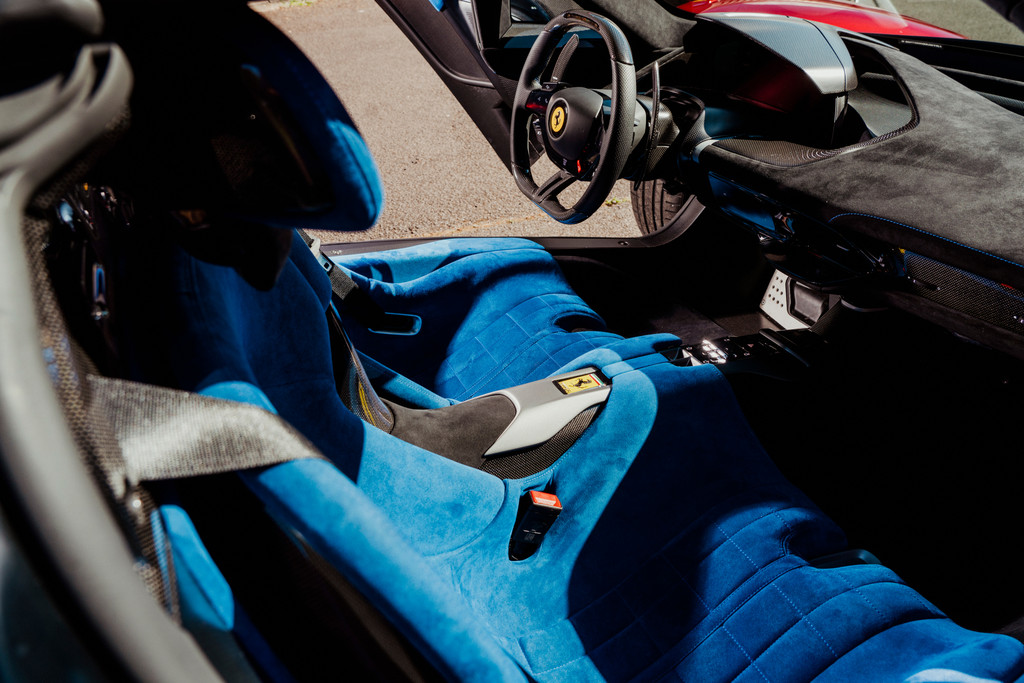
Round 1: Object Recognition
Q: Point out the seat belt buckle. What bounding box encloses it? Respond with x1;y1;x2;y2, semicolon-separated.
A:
303;233;337;275
509;490;562;560
316;250;336;276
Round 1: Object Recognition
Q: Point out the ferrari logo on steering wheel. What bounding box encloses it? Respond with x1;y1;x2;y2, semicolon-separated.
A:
550;105;566;135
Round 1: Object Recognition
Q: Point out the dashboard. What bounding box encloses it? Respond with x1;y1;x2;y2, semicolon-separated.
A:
641;15;1024;357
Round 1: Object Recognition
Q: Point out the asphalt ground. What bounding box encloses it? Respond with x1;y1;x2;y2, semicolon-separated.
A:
897;0;1024;43
259;0;1024;244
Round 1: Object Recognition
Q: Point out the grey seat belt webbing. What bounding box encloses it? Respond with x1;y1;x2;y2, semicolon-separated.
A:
81;375;325;627
89;375;325;486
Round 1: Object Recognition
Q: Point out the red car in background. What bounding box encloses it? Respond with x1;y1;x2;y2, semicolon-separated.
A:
677;0;963;38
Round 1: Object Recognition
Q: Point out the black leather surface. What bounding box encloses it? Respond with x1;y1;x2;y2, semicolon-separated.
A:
701;42;1024;289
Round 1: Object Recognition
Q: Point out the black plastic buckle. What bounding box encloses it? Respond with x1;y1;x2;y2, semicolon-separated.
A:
509;490;562;560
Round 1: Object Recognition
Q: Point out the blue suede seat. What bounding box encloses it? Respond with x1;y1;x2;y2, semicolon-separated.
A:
131;11;1024;678
150;234;1024;682
332;238;622;401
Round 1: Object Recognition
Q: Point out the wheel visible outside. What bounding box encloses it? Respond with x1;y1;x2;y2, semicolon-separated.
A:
630;178;692;235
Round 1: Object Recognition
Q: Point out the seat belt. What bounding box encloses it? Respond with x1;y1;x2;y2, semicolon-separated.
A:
92;375;450;682
90;375;327;484
78;375;327;624
296;229;419;335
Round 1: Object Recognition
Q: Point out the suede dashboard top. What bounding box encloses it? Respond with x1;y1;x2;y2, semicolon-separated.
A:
699;40;1024;290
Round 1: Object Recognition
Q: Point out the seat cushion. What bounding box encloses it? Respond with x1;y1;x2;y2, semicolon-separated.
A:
242;343;1024;682
332;238;623;400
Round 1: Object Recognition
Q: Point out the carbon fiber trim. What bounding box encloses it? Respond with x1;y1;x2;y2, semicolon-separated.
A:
715;111;918;167
22;111;187;620
904;251;1024;337
481;404;599;479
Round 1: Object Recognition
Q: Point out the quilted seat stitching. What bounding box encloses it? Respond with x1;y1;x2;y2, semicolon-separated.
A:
771;583;838;659
522;502;808;676
675;565;773;683
663;576;932;682
510;333;612;386
450;330;545;400
831;566;890;624
336;242;547;283
723;627;772;682
571;497;802;624
442;294;608;399
729;579;941;682
658;563;806;680
446;326;542;398
449;326;613;401
713;518;839;659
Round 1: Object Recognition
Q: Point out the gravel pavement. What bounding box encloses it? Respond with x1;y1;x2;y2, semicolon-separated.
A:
895;0;1024;44
258;0;1023;244
261;0;641;242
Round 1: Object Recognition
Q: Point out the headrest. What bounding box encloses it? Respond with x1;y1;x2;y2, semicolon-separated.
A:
116;6;383;233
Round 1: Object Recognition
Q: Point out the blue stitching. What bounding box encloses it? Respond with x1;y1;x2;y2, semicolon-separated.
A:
665;562;804;675
714;519;838;657
447;297;608;399
771;508;797;557
831;570;888;624
671;509;797;593
661;495;803;578
451;331;547;400
828;212;1024;271
769;584;838;658
570;494;800;626
536;495;811;676
713;520;760;570
546;504;803;673
724;628;772;682
714;517;837;658
677;573;772;683
733;578;919;681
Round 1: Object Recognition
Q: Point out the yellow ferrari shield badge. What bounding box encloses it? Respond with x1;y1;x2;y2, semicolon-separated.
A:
550;106;566;135
555;373;604;395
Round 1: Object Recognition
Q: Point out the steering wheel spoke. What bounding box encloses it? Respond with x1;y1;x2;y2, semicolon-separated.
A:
532;169;576;203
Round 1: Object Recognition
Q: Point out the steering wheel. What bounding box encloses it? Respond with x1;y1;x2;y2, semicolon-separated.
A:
510;11;637;224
